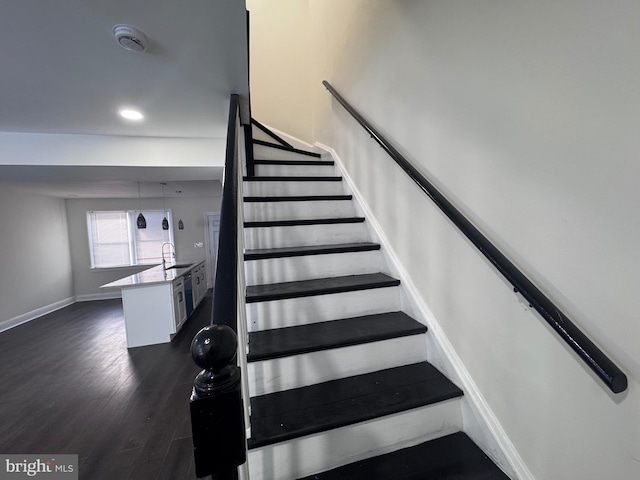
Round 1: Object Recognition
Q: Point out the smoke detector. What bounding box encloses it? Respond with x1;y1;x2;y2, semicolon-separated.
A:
113;24;148;53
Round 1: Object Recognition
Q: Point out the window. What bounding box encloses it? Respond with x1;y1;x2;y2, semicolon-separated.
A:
87;210;173;268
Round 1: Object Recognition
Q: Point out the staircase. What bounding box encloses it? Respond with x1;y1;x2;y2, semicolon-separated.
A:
242;126;510;479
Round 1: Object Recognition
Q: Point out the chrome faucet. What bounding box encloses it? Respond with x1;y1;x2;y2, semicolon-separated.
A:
161;242;176;270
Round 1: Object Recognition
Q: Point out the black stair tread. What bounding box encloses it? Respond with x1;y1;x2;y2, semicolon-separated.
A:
248;362;463;449
254;159;334;166
246;273;400;303
244;195;353;202
245;242;380;260
244;176;342;182
298;432;510;480
248;312;426;362
245;217;365;228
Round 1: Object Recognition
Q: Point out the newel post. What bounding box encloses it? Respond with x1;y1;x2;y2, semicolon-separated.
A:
190;325;246;479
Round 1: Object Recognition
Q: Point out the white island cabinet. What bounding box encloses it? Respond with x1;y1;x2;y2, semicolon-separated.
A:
101;260;206;348
192;263;207;306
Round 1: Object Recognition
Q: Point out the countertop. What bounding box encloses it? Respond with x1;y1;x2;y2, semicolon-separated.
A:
100;260;204;289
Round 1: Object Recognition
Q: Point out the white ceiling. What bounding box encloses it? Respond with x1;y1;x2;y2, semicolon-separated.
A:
0;0;248;197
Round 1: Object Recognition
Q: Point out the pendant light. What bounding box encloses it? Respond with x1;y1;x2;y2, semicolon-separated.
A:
136;181;146;229
160;183;169;230
176;190;184;230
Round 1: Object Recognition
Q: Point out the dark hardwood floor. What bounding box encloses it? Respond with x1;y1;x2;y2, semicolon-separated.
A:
0;292;213;480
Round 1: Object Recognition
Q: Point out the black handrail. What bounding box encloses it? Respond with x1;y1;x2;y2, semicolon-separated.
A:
244;124;255;177
212;94;240;331
243;11;255;177
323;80;627;394
189;94;246;479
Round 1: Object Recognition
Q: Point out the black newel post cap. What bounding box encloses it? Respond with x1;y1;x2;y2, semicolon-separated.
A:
191;324;240;397
191;324;238;373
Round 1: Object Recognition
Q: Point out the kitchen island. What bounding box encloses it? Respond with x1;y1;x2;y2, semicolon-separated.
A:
101;260;206;348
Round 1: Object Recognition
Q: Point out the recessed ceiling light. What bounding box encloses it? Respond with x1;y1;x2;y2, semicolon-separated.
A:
119;109;144;121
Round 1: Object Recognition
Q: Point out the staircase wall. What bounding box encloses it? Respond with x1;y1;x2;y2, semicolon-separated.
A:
247;1;640;479
245;0;314;144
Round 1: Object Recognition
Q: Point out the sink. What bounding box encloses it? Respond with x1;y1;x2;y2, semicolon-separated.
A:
164;263;193;270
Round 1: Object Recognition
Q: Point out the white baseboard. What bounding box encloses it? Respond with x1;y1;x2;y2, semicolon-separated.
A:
316;141;534;480
0;296;76;333
76;291;122;302
0;292;123;334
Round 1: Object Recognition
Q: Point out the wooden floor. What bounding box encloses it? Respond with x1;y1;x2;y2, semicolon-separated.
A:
0;292;212;480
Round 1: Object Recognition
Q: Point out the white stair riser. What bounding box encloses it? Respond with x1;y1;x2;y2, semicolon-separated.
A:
244;223;369;250
248;399;462;480
248;335;427;396
255;164;336;177
246;287;401;332
245;251;383;285
253;145;322;161
244;180;345;197
244;200;356;222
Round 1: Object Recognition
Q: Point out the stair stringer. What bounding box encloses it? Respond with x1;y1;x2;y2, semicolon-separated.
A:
252;123;318;152
315;141;534;480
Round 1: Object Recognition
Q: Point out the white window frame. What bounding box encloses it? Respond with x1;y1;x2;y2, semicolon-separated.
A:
87;209;174;269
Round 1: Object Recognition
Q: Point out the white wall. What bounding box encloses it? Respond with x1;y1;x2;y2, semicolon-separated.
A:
0;132;225;167
0;184;74;326
249;1;640;478
246;0;313;143
65;193;222;298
